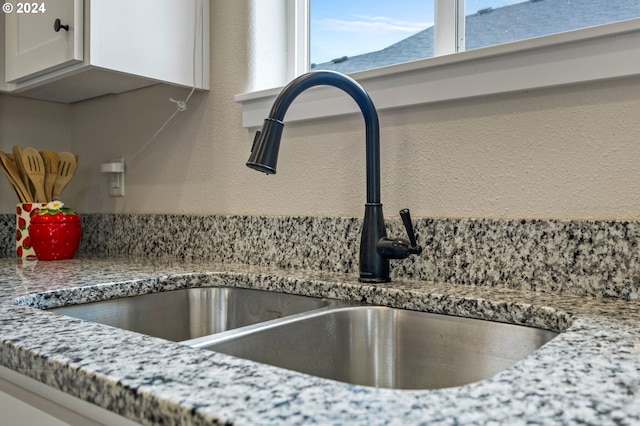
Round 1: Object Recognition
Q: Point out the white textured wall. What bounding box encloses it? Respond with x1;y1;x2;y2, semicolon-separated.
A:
2;1;640;220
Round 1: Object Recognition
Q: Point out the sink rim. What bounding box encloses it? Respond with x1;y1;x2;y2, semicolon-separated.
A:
186;303;560;348
44;286;360;343
32;285;564;350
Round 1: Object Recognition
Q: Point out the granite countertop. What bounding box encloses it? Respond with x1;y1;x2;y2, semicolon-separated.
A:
1;256;639;425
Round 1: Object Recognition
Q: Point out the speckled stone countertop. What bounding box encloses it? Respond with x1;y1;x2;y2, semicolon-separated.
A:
0;257;639;425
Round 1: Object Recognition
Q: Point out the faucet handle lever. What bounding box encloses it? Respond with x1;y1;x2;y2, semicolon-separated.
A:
399;209;421;254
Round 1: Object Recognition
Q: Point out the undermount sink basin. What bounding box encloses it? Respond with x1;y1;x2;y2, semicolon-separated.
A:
194;306;559;390
51;287;341;342
49;287;558;390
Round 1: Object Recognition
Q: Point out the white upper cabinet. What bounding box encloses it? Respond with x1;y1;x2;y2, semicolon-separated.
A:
2;0;209;103
5;0;83;82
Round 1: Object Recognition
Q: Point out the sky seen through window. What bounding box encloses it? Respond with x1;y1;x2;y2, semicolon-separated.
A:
311;0;529;64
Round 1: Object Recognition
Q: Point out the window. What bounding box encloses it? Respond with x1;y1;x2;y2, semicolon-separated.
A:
310;0;640;74
235;0;640;128
310;1;435;73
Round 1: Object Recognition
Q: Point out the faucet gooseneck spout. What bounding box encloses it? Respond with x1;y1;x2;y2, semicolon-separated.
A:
247;70;421;283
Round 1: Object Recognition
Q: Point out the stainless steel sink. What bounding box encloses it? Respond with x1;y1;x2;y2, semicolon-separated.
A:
51;287;342;342
194;306;559;390
50;287;559;390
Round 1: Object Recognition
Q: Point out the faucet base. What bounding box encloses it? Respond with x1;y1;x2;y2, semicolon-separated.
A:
359;203;390;283
359;276;392;283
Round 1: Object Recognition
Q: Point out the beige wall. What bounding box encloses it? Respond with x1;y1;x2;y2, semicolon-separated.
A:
2;0;640;220
0;95;71;211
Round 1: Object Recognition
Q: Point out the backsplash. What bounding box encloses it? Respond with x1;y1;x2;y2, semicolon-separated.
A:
1;213;638;300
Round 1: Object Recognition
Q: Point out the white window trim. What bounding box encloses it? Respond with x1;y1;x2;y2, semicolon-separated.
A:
434;0;465;55
285;0;308;82
236;8;640;129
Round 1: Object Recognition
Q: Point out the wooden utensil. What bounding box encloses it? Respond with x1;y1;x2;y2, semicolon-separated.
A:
12;146;34;202
52;152;77;200
0;151;31;202
40;150;58;202
0;166;24;202
7;153;34;199
21;147;47;203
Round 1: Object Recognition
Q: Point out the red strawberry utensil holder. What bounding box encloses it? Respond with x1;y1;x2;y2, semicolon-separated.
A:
28;201;82;261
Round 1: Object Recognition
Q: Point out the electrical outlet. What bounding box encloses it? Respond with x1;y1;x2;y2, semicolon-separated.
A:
100;157;125;197
109;172;125;197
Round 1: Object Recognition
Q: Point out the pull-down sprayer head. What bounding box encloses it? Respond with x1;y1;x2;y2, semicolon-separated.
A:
246;118;285;175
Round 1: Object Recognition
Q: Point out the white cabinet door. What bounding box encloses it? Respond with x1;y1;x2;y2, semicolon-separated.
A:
0;366;140;425
4;0;83;82
0;390;69;426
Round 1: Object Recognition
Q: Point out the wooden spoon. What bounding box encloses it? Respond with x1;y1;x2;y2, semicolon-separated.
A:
0;151;31;202
0;154;26;202
52;152;77;200
0;166;24;202
21;148;47;203
12;146;34;202
40;150;58;202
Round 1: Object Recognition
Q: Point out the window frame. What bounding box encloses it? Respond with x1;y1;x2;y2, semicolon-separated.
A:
236;0;640;129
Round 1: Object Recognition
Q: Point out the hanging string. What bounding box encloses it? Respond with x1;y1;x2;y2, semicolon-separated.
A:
126;0;202;165
128;86;196;165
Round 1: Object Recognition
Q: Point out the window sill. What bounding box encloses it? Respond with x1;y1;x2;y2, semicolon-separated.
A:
235;18;640;129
